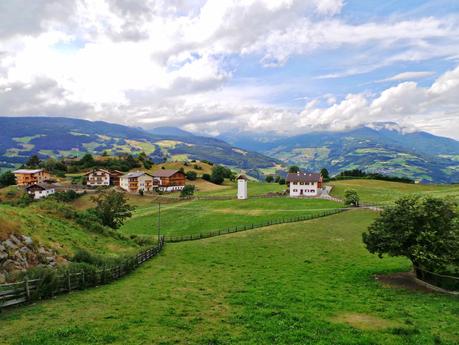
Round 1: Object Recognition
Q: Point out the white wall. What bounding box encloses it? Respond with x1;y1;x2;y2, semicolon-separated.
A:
34;189;55;199
237;179;247;199
289;182;319;197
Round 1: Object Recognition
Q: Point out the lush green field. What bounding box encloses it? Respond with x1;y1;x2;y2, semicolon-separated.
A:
330;179;459;205
1;211;457;345
120;197;341;237
196;181;286;197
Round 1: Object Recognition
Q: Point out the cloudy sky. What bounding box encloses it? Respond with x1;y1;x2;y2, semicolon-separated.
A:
1;0;459;139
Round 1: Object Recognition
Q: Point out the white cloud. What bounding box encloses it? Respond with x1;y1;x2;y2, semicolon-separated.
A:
0;0;459;139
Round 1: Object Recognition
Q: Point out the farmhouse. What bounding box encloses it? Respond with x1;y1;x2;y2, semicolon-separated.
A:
13;169;50;186
25;183;56;199
152;169;186;192
286;172;323;197
85;169;111;186
85;169;125;187
120;171;156;193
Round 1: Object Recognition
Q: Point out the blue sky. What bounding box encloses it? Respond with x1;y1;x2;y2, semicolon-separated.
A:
0;0;459;138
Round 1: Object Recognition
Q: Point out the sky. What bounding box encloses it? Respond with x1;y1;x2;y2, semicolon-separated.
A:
1;0;459;139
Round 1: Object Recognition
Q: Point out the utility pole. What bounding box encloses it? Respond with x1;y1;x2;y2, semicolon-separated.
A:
157;202;161;244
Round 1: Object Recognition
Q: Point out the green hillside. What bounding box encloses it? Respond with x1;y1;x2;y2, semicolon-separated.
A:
1;211;457;344
330;179;459;205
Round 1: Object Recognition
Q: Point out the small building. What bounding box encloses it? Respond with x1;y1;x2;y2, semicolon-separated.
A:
120;171;156;193
13;169;50;186
152;169;186;192
237;174;248;199
286;172;323;197
109;170;124;187
25;183;56;199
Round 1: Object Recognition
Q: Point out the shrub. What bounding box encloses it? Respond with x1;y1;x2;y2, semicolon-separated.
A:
186;171;197;180
0;171;16;187
202;173;211;181
180;185;195;198
265;175;274;183
344;189;360;207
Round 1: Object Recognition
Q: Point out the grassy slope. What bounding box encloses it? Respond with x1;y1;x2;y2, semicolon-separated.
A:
1;211;457;345
120;198;341;237
330;179;459;205
0;203;140;258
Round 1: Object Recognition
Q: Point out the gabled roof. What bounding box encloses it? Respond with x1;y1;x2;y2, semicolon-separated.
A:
25;183;55;191
84;168;111;176
121;171;153;179
237;174;248;180
152;169;182;178
13;169;43;174
286;172;322;183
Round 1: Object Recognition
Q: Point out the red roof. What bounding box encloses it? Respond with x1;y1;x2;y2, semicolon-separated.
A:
152;169;182;178
286;172;322;183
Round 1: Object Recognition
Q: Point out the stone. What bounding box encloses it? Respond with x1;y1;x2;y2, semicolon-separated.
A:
38;247;47;255
0;273;5;284
2;259;17;272
19;246;31;254
0;244;5;252
0;252;7;260
22;235;33;246
9;234;22;246
3;239;17;250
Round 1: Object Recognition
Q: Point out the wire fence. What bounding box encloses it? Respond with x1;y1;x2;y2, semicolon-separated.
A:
0;237;165;311
414;266;459;292
165;209;344;243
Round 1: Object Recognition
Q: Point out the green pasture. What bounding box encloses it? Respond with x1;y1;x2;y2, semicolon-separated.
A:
120;197;342;237
196;181;286;197
1;211;457;345
330;179;459;205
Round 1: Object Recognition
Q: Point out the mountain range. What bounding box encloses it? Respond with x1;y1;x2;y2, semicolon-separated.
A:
0;117;278;176
217;123;459;183
1;117;458;183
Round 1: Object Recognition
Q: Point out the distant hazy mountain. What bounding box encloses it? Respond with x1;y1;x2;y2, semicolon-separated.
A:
218;123;459;183
0;117;279;175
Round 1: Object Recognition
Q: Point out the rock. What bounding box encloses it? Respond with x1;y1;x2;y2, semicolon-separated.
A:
3;240;17;250
2;259;17;272
38;247;47;255
0;244;5;252
0;252;7;260
9;234;22;246
21;235;34;246
19;246;31;254
0;273;5;284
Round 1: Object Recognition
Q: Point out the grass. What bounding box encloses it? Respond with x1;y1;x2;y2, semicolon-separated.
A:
196;181;286;197
1;211;457;344
330;179;459;205
0;203;140;258
120;198;342;237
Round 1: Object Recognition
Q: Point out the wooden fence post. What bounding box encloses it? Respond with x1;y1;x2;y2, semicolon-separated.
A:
67;271;71;292
24;277;31;301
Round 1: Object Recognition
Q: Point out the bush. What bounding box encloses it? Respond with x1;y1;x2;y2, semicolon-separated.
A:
202;173;211;181
180;185;195;198
278;178;286;185
0;171;16;187
186;171;197;181
265;175;274;183
344;189;360;207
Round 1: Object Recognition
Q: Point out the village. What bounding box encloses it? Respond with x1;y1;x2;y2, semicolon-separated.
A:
11;163;326;201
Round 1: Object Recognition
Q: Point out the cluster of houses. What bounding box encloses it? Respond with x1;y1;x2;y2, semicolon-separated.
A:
13;168;186;199
12;167;323;200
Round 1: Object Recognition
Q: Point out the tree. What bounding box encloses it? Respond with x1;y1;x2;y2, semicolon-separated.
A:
180;185;195;198
265;175;274;183
0;171;16;187
26;155;41;168
186;171;197;181
278;178;286;185
91;190;135;229
210;166;227;185
288;166;300;173
202;173;211;181
320;168;329;180
362;195;459;272
274;175;281;183
79;153;95;168
344;189;360;207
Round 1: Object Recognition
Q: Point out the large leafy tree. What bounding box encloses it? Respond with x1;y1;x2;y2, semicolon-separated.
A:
320;168;329;180
362;195;459;271
26;155;41;168
288;166;300;173
0;171;16;187
91;190;135;229
344;189;360;207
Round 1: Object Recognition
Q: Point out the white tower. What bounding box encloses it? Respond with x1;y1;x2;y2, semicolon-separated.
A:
237;174;248;199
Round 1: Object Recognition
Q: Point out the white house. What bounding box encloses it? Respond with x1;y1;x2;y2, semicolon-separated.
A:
25;183;56;199
119;171;156;193
286;172;323;197
237;174;248;199
85;169;111;187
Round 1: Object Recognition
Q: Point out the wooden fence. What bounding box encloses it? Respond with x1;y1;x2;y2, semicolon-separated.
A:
414;266;459;292
0;237;165;311
165;209;344;242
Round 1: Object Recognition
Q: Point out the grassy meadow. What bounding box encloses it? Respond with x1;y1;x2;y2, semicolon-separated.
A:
120;197;341;237
1;211;457;345
330;179;459;205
